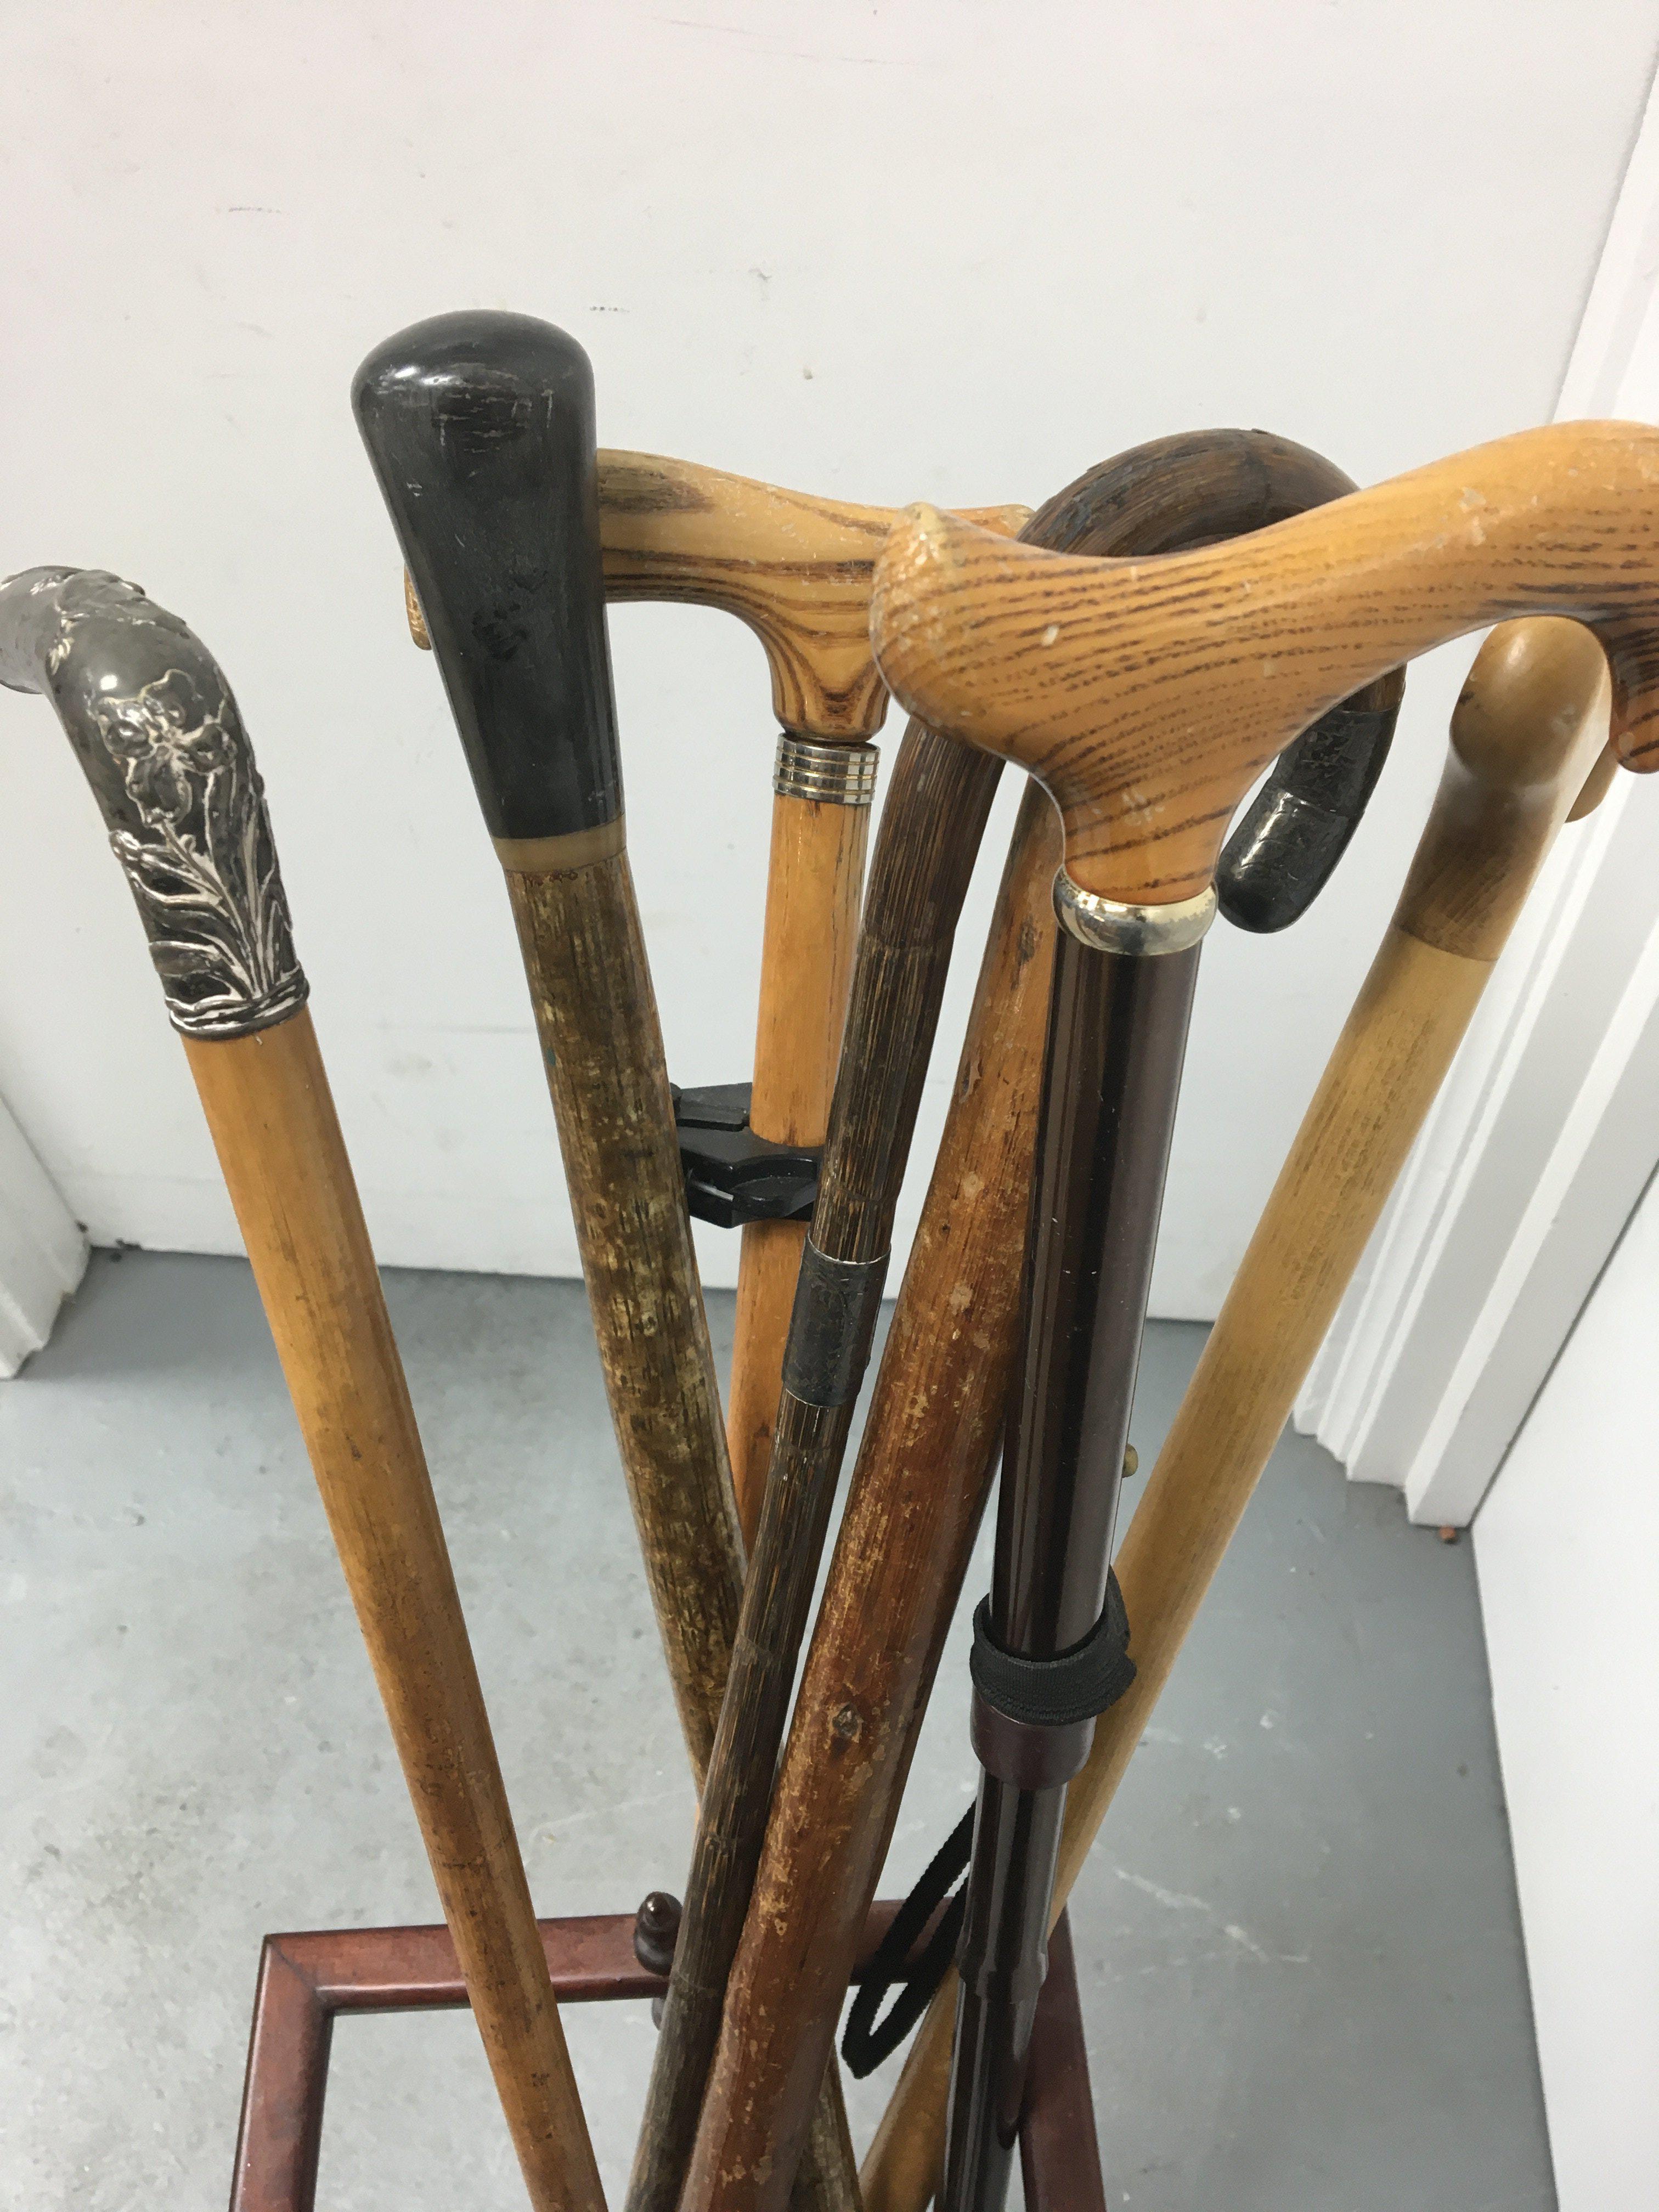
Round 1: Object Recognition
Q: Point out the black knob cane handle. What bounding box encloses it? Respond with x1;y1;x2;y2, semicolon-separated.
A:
352;309;623;856
0;565;308;1037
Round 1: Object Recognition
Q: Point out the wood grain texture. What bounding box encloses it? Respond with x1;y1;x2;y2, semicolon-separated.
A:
504;844;862;2212
870;422;1659;901
503;850;744;1779
598;450;1024;739
859;616;1615;2208
701;786;1058;2212
182;1012;603;2212
729;780;873;1543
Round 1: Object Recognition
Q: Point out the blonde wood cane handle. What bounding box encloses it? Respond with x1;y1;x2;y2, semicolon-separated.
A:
858;616;1615;2212
868;422;1659;902
404;448;1025;740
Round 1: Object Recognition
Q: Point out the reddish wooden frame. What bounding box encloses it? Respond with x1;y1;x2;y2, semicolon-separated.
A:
228;1904;1102;2211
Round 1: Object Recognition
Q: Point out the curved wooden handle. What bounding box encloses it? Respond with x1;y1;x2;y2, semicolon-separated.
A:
870;419;1659;902
599;451;1025;738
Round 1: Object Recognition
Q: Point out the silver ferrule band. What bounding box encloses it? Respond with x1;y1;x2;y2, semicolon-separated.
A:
774;733;879;806
1053;872;1217;956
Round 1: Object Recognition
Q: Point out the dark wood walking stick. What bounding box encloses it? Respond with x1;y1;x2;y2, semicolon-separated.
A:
863;426;1659;2208
862;614;1615;2210
0;567;603;2212
357;312;873;2208
407;449;1023;1544
635;435;1400;2212
356;311;747;1781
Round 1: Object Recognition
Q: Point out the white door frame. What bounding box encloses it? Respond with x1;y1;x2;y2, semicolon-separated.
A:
1297;69;1659;1523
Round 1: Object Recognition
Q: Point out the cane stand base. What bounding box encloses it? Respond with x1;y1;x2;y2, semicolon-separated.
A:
228;1903;1103;2212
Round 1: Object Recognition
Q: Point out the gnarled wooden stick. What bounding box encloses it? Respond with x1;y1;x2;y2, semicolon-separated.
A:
859;616;1616;2211
0;566;604;2212
871;421;1659;905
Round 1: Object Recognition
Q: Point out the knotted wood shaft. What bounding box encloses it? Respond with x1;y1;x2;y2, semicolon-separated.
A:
860;617;1615;2210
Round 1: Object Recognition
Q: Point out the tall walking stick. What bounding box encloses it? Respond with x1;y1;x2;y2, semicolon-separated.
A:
677;432;1403;2212
0;567;603;2212
408;449;1023;1543
862;613;1613;2211
866;424;1659;2208
631;435;1398;2212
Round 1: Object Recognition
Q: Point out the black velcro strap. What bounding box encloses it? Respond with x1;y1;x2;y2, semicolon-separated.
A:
780;1242;889;1408
840;1807;974;2079
969;1571;1136;1731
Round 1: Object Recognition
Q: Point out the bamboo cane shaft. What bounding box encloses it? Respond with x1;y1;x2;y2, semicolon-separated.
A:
729;782;871;1543
183;1011;603;2212
859;618;1612;2210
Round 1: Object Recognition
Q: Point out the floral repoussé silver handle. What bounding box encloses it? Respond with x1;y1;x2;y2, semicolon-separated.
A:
0;567;307;1039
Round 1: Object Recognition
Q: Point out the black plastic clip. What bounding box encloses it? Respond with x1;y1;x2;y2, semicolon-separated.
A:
672;1082;821;1229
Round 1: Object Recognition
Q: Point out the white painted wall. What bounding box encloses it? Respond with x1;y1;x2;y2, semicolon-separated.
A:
1;2;1654;1306
1474;1172;1659;2212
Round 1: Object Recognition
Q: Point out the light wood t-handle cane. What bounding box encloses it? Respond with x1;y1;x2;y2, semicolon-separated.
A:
0;566;603;2212
860;525;1636;2200
406;457;1023;1544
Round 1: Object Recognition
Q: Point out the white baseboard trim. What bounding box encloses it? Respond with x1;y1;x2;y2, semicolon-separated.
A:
0;1095;88;1376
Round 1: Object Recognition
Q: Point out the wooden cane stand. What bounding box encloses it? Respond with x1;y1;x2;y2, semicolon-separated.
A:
228;1905;1103;2212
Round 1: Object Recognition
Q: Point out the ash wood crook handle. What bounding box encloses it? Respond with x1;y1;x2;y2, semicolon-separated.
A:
857;614;1615;2212
0;567;603;2212
870;421;1659;905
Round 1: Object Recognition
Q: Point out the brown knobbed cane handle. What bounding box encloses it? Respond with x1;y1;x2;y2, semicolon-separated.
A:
0;567;603;2212
870;421;1659;905
859;616;1615;2211
682;429;1405;2212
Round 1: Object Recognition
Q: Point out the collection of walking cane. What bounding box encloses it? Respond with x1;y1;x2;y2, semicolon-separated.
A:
3;303;1654;2210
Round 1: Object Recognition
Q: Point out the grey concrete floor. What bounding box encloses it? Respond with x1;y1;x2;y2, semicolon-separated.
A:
1;1252;1553;2210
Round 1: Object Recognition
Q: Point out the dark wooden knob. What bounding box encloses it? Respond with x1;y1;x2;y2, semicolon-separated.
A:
633;1891;682;1978
353;308;622;846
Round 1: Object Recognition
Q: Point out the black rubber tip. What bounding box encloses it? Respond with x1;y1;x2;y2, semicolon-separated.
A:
353;309;622;843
